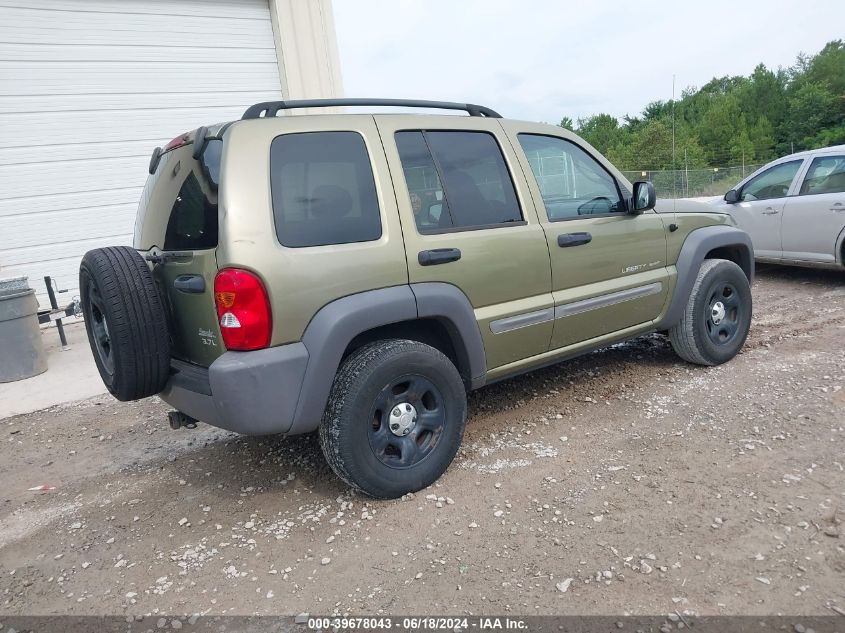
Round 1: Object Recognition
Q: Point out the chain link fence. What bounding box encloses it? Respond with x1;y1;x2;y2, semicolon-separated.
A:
620;165;765;199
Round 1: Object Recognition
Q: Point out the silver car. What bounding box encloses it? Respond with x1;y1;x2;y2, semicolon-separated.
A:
719;145;845;270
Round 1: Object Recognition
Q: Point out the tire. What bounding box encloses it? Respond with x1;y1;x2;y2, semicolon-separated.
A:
669;258;752;366
79;246;170;401
319;339;467;499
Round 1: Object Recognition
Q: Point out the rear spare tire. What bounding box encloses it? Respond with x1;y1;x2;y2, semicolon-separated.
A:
79;246;170;401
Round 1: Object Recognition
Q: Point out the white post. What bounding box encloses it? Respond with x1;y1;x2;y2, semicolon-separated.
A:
268;0;344;108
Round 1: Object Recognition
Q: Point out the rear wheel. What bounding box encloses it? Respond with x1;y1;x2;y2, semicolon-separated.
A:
669;258;752;365
319;339;467;498
79;246;170;401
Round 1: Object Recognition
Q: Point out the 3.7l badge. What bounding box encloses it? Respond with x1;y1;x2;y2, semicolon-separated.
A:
198;328;217;346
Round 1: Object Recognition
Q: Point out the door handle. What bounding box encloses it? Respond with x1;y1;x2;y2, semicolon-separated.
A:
831;202;844;212
557;232;592;247
418;248;462;266
761;207;780;215
173;274;205;294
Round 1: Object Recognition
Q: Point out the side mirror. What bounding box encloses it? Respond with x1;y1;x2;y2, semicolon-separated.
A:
724;189;739;203
631;181;656;213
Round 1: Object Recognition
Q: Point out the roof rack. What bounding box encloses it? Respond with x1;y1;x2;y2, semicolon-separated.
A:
241;99;502;120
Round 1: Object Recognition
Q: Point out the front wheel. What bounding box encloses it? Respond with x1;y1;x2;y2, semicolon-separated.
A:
319;339;467;499
669;258;752;366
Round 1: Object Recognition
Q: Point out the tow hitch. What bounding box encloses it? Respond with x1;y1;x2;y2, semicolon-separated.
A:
168;410;198;430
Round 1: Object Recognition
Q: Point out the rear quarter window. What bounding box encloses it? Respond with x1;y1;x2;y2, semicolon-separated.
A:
269;132;382;248
163;139;222;250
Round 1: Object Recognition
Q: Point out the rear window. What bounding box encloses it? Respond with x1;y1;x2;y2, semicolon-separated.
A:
163;139;222;250
269;132;382;248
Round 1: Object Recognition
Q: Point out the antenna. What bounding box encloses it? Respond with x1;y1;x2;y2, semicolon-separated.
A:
671;75;678;213
672;74;677;201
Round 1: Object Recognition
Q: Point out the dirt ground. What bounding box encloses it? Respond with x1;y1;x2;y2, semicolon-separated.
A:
1;265;843;620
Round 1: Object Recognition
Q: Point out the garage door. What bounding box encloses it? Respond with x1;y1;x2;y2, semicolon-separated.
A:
0;0;283;307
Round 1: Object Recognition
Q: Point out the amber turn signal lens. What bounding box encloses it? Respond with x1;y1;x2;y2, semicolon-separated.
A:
214;291;236;308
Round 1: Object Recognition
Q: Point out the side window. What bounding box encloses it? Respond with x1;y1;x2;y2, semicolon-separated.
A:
394;132;447;232
270;132;381;248
517;134;624;220
799;155;845;195
395;131;522;233
739;160;802;201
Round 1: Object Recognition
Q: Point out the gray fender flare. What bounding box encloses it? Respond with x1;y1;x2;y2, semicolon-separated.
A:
289;286;417;435
287;283;487;435
657;225;754;329
836;225;845;266
411;282;487;389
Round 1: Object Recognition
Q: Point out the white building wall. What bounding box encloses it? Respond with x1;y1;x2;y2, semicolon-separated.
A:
0;0;343;307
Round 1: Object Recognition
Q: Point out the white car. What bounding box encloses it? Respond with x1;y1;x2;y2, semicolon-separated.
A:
716;145;845;270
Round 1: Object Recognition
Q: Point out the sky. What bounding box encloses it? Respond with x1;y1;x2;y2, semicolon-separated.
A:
332;0;845;124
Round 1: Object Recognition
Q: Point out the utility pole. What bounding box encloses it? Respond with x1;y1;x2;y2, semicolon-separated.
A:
742;147;746;178
684;146;689;197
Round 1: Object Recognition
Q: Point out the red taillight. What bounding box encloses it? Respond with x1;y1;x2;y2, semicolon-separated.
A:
213;269;272;351
164;133;189;151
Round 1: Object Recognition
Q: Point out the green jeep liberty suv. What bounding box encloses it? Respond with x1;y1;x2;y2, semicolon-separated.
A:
80;99;753;498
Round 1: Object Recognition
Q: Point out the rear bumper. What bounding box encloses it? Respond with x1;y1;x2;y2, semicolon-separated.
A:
159;343;309;436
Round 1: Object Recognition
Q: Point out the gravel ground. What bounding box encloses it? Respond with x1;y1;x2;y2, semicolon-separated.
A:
0;265;843;619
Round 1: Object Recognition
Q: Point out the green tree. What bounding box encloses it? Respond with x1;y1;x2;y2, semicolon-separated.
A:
641;100;672;121
748;116;776;161
786;40;845;150
783;81;839;150
575;113;623;155
737;64;788;130
811;124;845;147
558;116;574;131
801;40;845;95
558;40;845;171
696;94;745;164
606;120;705;171
729;129;755;166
